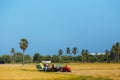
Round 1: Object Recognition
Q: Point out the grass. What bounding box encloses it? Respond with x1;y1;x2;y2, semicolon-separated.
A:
0;63;119;80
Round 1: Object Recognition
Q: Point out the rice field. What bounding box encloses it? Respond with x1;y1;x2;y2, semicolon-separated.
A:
0;63;120;80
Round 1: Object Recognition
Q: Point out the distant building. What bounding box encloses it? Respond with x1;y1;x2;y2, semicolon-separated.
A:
89;53;105;55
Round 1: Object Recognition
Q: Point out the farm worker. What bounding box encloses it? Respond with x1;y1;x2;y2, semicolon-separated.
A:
45;63;49;71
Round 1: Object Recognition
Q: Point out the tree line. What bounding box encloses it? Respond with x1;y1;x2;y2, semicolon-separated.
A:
0;52;32;64
57;42;120;63
0;39;120;64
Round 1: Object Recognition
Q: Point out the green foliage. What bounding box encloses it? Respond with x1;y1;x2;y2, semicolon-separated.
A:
11;48;15;53
110;42;120;63
72;47;78;56
14;52;23;63
19;38;28;51
0;54;11;64
0;42;120;63
52;55;59;62
58;49;63;56
14;52;32;63
11;48;15;64
19;38;29;66
44;55;51;61
24;54;32;63
81;49;89;63
33;53;40;63
66;47;70;54
97;54;105;62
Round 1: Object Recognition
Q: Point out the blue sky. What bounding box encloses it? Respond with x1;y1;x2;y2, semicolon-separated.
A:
0;0;120;56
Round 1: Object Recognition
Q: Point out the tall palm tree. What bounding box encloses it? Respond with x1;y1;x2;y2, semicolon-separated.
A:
81;49;85;63
20;38;28;66
111;45;116;62
105;49;109;63
11;48;15;64
110;43;120;63
85;50;89;62
72;47;78;61
95;53;98;62
66;47;70;55
58;49;63;62
66;47;72;61
81;49;89;63
115;42;120;62
58;49;63;56
72;47;78;57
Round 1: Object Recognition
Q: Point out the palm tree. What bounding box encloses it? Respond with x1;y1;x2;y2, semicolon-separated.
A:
111;45;116;62
105;49;109;63
58;49;63;62
19;38;28;66
58;49;63;56
72;47;77;56
72;47;78;61
115;42;120;62
111;42;120;62
81;49;85;63
66;47;70;55
11;48;15;64
95;53;98;62
85;50;89;62
66;47;72;62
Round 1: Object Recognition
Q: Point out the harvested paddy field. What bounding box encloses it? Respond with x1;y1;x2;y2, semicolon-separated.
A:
0;63;120;80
